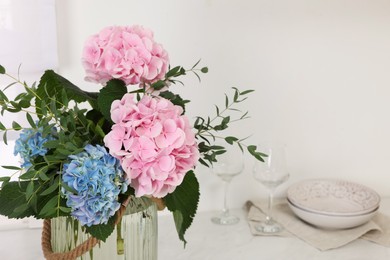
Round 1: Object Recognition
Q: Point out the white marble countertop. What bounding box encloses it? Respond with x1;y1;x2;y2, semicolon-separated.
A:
0;198;389;260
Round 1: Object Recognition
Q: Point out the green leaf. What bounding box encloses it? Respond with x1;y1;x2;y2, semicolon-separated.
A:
85;215;116;242
25;181;34;200
0;65;5;74
200;67;208;73
240;89;255;95
0;177;10;182
247;145;266;162
61;181;77;194
39;195;58;217
192;71;201;82
225;136;238;145
59;207;72;213
36;194;68;219
65;142;78;151
0;181;35;219
97;79;127;122
1;165;21;170
36;70;98;117
49;98;58;116
26;113;36;128
240;111;249;120
198;158;210;167
166;66;182;78
19;170;37;180
237;142;244;152
14;204;29;214
0;89;8;102
38;171;50;181
151;80;167;90
225;94;229;108
0;121;5;130
95;124;105;138
159;91;190;113
57;148;72;156
191;59;201;69
233;88;239;102
61;88;69;107
19;99;30;108
215;105;220;116
164;171;199;246
3;130;7;145
43;140;60;149
210;145;225;150
12;121;22;130
221;116;230;125
41;125;54;139
40;100;47;115
10;101;21;111
40;179;59;196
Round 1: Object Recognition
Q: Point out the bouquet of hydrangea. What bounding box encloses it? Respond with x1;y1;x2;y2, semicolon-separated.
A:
0;25;264;244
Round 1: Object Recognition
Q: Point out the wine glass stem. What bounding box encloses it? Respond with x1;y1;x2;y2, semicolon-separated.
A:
222;180;230;215
266;190;275;224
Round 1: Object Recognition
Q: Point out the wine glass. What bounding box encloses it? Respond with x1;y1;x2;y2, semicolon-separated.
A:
252;143;289;233
211;146;244;225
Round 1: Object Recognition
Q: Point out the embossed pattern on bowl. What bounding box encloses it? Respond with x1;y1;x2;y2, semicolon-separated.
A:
287;179;381;216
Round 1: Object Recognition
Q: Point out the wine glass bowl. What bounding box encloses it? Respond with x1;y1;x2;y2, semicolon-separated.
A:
211;147;244;225
252;143;289;233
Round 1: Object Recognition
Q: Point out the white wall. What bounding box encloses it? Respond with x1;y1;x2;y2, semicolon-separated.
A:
2;0;390;214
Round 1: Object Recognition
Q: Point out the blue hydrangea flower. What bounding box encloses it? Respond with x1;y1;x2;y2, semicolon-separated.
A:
62;144;128;227
14;127;55;169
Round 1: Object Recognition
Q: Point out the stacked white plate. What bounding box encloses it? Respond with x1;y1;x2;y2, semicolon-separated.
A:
287;179;380;229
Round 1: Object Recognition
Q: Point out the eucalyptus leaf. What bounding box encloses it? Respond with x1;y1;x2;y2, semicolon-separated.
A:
224;136;238;145
166;66;182;78
26;113;36;128
2;130;7;145
1;165;21;170
39;195;58;217
25;181;35;200
200;67;208;73
12;121;22;130
40;179;59;196
0;89;8;102
0;177;10;182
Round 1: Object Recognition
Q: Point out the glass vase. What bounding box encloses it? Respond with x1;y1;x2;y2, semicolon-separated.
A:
50;196;158;260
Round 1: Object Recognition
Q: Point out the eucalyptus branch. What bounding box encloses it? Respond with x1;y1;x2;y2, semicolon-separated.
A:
194;88;266;166
149;60;208;93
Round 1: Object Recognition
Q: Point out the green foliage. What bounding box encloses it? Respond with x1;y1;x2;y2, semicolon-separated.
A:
0;180;68;219
164;171;199;246
0;60;261;245
36;70;98;116
159;91;190;113
97;79;127;122
85;215;116;242
0;181;35;218
195;87;266;166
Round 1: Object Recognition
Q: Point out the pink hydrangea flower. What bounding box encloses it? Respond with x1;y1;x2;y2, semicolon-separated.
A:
82;25;169;86
104;94;199;197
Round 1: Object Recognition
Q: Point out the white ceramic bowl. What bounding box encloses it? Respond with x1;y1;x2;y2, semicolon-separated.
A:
287;199;378;229
287;179;380;216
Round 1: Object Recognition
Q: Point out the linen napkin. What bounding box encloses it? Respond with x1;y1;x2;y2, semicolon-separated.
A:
246;200;390;251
